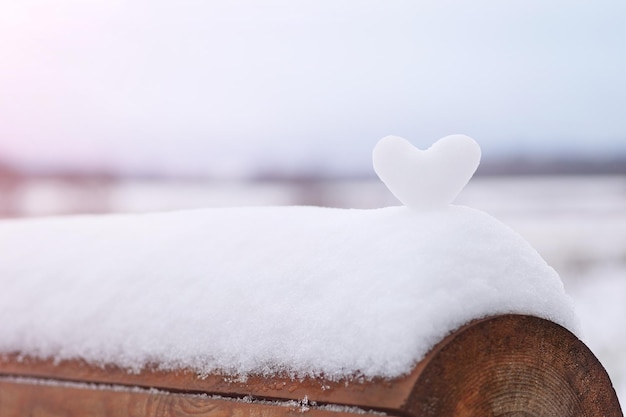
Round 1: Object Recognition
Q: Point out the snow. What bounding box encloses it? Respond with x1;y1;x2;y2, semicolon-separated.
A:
373;135;481;210
560;266;626;403
0;136;578;379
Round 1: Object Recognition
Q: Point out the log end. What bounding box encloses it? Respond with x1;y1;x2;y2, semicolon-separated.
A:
406;315;622;417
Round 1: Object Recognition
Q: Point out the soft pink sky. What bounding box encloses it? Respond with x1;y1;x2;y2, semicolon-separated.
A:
1;1;625;177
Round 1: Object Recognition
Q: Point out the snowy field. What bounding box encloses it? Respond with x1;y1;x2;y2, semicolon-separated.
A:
2;175;625;401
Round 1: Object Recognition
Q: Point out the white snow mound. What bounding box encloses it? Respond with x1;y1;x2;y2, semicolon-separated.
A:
0;135;578;380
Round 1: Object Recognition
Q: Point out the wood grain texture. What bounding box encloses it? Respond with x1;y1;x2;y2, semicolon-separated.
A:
0;354;419;411
0;380;368;417
406;315;622;417
0;315;622;417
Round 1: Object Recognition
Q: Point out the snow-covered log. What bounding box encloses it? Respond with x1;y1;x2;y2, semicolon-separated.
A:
0;315;621;416
0;136;622;416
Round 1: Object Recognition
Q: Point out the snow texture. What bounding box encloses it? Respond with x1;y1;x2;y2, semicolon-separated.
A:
0;136;578;380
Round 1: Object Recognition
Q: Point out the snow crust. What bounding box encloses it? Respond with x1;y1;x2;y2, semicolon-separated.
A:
0;204;577;379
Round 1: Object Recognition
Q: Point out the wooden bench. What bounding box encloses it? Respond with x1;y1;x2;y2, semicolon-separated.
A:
0;315;622;416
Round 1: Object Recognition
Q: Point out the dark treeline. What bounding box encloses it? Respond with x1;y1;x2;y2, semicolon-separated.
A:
1;155;626;184
475;156;626;176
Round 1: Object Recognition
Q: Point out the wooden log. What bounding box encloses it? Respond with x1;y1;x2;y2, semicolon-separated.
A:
406;315;622;416
0;315;622;417
0;379;364;417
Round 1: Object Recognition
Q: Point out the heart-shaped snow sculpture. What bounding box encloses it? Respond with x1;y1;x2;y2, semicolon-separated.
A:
373;135;481;210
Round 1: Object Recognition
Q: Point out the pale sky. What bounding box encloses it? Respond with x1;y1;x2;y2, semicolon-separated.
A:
0;1;625;177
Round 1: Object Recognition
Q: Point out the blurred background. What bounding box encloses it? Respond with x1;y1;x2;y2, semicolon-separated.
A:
0;0;625;402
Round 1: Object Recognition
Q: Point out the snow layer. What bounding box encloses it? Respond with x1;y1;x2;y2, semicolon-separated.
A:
0;204;577;379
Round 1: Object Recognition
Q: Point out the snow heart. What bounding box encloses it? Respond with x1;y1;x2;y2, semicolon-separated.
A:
373;134;481;210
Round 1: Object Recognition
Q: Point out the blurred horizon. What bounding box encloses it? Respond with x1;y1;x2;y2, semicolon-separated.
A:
1;150;626;182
